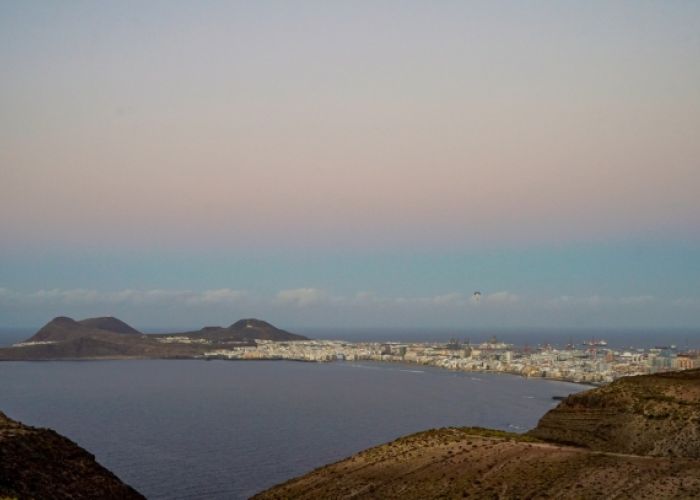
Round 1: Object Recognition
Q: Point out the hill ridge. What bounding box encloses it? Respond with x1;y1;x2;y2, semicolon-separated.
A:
256;369;700;499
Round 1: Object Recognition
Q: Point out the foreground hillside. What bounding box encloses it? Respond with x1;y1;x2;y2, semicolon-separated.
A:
257;369;700;499
255;427;700;499
0;411;143;499
530;368;700;457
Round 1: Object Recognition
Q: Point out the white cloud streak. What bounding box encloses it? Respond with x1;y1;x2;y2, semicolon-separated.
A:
0;288;694;312
546;295;656;308
275;288;331;307
0;288;249;307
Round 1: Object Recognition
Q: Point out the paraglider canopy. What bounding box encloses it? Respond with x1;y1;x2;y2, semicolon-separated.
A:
473;291;482;303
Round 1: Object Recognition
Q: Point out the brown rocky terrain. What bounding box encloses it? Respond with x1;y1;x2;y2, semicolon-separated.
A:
0;411;143;499
530;368;700;457
257;370;700;499
254;427;700;499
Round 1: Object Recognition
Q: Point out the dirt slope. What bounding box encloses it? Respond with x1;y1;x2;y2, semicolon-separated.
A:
0;411;143;499
255;427;700;499
529;368;700;457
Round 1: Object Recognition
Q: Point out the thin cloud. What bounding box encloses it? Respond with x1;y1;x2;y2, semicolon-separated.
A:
0;288;249;307
276;288;330;307
546;295;656;308
184;289;249;305
483;291;520;304
0;288;691;315
673;297;700;307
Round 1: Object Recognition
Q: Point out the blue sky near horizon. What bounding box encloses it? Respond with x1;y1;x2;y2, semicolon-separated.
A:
1;241;699;328
1;1;699;328
1;242;699;298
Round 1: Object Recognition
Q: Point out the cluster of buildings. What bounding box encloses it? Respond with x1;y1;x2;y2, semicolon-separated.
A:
201;337;699;384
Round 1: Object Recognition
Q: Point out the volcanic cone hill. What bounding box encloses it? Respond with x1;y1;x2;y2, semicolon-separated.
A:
0;316;307;360
176;318;308;342
26;316;141;343
0;316;156;361
256;369;700;499
78;316;142;334
0;411;143;499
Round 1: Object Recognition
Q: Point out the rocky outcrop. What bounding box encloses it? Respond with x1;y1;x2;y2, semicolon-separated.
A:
529;368;700;457
0;411;143;499
254;427;700;499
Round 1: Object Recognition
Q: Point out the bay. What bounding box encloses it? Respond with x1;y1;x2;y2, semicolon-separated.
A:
0;359;586;499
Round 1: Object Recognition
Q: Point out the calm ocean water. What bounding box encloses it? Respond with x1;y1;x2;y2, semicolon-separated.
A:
0;359;587;499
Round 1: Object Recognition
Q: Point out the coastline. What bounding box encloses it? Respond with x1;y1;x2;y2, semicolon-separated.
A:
197;349;606;387
0;354;599;387
337;357;602;387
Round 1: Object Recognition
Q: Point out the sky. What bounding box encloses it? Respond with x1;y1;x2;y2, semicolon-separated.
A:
1;1;699;329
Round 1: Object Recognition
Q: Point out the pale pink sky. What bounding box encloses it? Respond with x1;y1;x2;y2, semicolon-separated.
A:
2;3;700;329
1;1;699;250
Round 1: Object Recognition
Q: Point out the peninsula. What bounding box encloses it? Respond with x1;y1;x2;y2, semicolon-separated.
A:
0;316;307;360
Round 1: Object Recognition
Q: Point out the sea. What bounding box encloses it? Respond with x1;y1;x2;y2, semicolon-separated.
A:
0;359;586;499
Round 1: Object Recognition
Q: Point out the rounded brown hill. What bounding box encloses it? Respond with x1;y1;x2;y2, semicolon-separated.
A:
28;316;141;343
529;368;700;458
190;318;308;342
